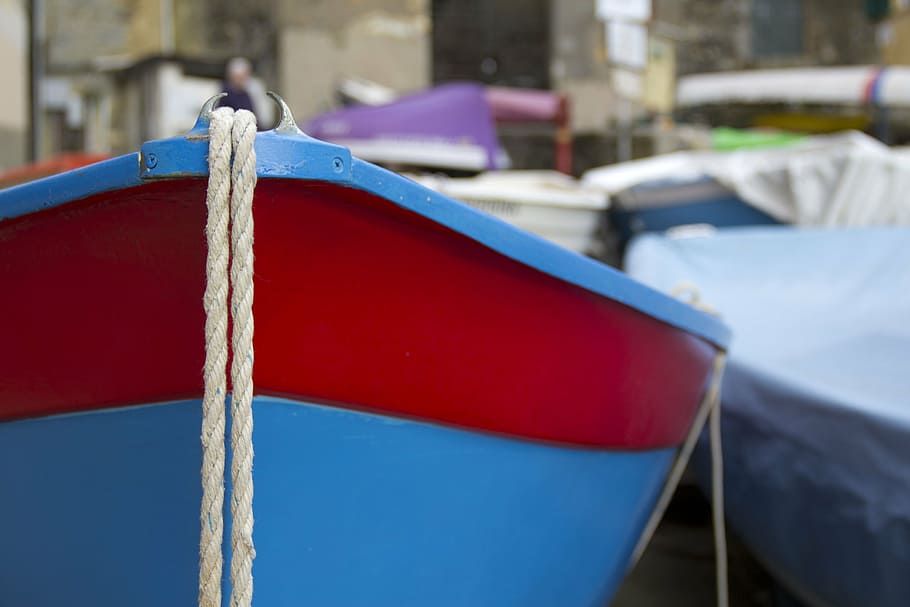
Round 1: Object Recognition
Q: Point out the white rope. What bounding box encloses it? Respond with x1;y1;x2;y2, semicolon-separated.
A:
668;282;728;607
228;109;257;607
199;106;258;607
628;312;729;607
710;374;728;607
674;282;728;605
200;106;234;607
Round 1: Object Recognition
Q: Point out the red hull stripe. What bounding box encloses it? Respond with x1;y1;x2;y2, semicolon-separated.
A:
0;178;716;448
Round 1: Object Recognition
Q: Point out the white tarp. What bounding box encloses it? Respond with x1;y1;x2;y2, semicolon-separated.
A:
677;65;910;108
582;151;712;195
411;171;607;210
708;131;910;225
596;0;651;22
410;171;608;255
676;66;877;107
582;131;910;226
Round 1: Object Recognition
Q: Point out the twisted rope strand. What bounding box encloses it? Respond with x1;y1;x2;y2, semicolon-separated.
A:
709;361;729;607
200;106;257;607
199;106;235;607
229;109;258;607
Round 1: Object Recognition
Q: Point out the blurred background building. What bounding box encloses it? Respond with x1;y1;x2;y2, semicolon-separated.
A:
1;0;908;171
0;0;28;169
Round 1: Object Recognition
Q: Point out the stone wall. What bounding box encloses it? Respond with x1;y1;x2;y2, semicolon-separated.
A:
653;0;878;75
653;0;751;75
803;0;879;66
45;0;132;71
277;0;430;120
0;0;27;170
432;0;550;89
550;1;618;134
45;0;277;78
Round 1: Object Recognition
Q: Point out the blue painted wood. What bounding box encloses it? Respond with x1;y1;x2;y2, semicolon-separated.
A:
0;125;729;348
137;129;354;184
0;396;675;606
0;153;142;221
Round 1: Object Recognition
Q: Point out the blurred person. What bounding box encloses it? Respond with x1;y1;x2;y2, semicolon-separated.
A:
221;57;257;118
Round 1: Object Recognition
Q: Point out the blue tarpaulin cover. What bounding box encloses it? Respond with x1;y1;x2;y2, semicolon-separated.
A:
626;226;910;607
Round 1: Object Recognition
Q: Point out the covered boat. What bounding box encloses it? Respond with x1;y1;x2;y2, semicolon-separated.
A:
583;131;910;253
305;82;510;171
626;226;910;607
675;65;910;109
306;82;573;174
582;149;778;253
0;96;729;606
608;175;776;250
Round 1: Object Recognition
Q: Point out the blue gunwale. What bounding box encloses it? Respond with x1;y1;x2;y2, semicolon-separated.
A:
0;128;730;348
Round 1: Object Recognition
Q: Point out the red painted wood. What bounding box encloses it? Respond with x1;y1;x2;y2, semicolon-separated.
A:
0;178;716;448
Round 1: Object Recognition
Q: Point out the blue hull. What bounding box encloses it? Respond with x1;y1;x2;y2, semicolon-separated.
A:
613;197;779;241
0;396;674;606
610;177;779;250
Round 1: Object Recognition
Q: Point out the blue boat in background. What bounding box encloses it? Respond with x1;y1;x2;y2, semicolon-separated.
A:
608;176;777;249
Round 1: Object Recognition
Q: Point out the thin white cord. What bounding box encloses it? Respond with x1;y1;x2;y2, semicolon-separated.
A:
710;385;729;607
628;348;729;607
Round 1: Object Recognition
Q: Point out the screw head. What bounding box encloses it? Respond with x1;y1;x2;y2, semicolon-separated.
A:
332;157;344;173
145;153;158;170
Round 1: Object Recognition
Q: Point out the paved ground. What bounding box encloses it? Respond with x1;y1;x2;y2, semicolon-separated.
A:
611;485;787;607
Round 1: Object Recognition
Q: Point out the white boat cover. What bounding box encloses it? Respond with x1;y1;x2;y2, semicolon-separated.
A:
677;66;910;108
625;226;910;607
677;67;877;107
411;171;608;210
410;171;608;255
581;151;711;196
582;132;910;226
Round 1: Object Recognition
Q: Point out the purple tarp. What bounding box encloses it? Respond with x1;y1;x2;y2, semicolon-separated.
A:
305;83;507;171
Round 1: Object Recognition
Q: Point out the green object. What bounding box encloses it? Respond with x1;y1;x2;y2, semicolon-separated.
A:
711;127;806;151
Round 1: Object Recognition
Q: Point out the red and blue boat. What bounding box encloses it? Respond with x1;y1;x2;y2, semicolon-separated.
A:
0;96;729;606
